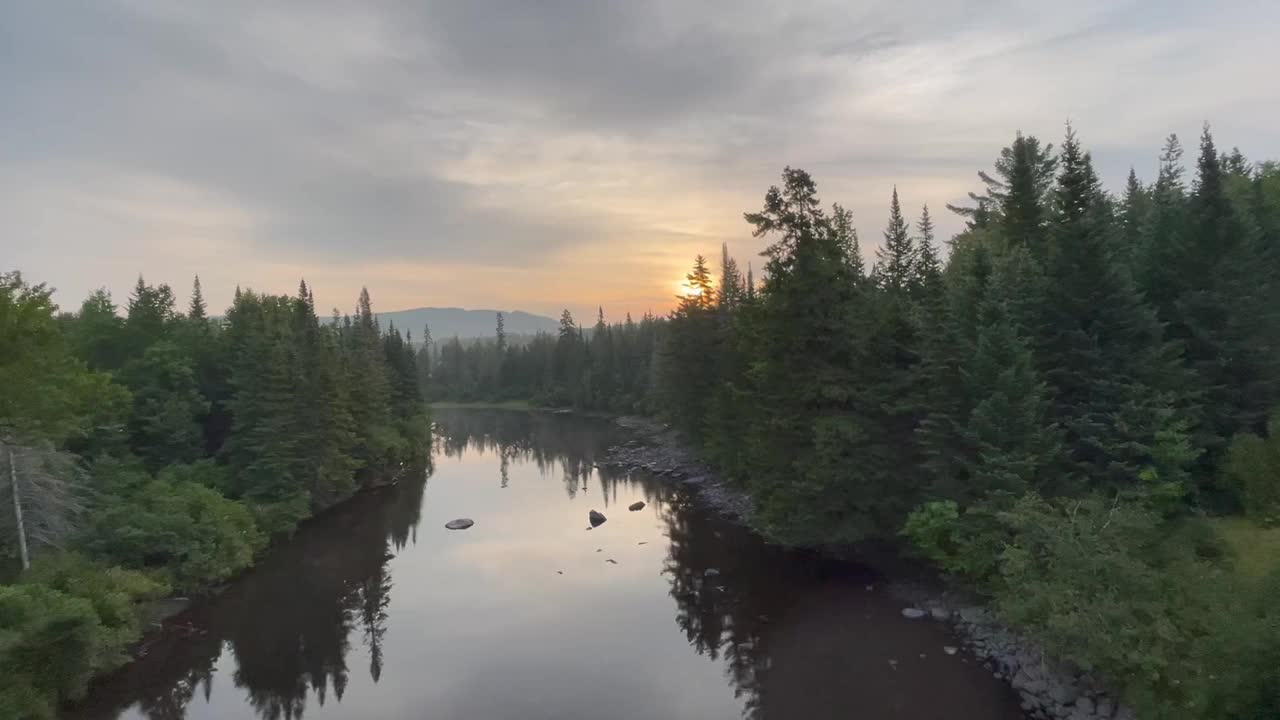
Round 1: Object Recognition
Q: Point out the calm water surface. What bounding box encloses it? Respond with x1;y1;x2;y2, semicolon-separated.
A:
72;409;1025;720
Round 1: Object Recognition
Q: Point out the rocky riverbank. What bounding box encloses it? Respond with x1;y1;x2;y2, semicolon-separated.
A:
603;414;1132;720
601;416;754;520
890;584;1133;720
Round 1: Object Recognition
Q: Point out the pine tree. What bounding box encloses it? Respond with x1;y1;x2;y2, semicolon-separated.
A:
188;275;207;322
659;257;718;434
346;287;394;477
126;275;177;352
1181;126;1279;462
739;168;898;543
912;204;942;299
1117;169;1150;269
875;187;916;293
961;247;1060;497
1138;134;1190;316
830;203;865;280
1037;125;1186;490
1001;133;1057;252
716;243;744;311
948;133;1056;240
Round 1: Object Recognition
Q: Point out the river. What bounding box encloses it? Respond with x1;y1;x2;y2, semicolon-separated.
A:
70;408;1025;720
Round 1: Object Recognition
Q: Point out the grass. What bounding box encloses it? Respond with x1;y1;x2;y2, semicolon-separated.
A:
1211;516;1280;579
430;399;533;410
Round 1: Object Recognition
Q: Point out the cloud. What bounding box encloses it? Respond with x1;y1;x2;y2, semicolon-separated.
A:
3;0;1279;317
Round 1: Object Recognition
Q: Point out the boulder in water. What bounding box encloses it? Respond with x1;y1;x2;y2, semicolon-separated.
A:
589;510;607;526
628;501;646;511
901;608;927;619
445;518;475;530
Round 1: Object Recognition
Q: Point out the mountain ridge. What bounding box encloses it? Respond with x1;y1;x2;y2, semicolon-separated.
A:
373;306;558;340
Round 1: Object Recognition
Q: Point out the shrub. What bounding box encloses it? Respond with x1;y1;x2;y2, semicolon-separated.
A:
1225;410;1280;525
1;553;163;719
85;469;264;590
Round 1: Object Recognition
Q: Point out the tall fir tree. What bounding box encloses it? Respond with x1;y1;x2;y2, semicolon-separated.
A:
188;275;207;322
1036;125;1187;490
875;187;916;293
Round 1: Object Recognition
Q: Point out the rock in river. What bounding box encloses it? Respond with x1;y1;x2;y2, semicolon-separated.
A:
589;510;607;527
628;501;646;511
901;608;928;619
445;518;475;530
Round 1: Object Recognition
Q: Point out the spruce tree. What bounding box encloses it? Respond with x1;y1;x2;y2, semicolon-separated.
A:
875;187;916;294
346;287;394;477
1000;133;1056;252
830;203;865;280
188;275;207;322
1117;169;1150;270
716;243;744;311
739;168;896;543
912;204;943;300
1037;125;1185;490
1138;134;1190;317
961;246;1060;497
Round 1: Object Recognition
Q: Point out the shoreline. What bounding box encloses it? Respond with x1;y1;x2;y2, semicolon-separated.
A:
601;413;1133;720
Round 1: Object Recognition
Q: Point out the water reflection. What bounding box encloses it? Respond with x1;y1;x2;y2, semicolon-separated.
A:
71;409;1023;720
71;457;431;720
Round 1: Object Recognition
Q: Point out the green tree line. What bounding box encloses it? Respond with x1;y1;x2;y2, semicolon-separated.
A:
432;125;1280;719
1;273;429;718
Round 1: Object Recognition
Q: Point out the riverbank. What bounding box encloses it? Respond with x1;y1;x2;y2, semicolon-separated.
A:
601;414;1132;720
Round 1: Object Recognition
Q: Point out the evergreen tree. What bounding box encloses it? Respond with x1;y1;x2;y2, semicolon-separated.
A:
346;288;394;479
659;257;718;436
716;243;744;311
961;247;1060;497
912;204;943;300
949;133;1056;240
738;168;901;543
1037;125;1186;490
830;203;865;280
1117;168;1151;270
188;275;207;322
125;276;177;353
1138;134;1190;315
875;187;916;293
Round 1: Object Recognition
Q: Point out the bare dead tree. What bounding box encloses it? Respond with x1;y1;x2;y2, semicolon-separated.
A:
1;436;88;570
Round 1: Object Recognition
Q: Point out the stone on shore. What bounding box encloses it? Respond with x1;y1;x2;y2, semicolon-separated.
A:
628;501;646;511
589;510;607;526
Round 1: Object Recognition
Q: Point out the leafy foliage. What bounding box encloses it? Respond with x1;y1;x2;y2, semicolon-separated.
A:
2;270;430;717
1224;410;1280;524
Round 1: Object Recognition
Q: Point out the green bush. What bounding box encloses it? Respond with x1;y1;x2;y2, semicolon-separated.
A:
85;467;264;590
1199;569;1280;719
1;554;163;719
0;583;98;719
1225;410;1280;525
904;493;1243;719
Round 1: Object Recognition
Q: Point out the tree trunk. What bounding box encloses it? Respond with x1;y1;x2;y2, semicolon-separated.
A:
9;448;30;571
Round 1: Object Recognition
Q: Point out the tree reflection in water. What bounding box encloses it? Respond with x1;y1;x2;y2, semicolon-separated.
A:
67;453;432;720
69;410;1017;720
70;410;776;720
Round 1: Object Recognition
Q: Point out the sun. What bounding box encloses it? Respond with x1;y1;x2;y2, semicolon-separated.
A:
677;281;703;298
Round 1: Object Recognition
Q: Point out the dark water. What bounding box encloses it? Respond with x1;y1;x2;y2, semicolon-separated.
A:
71;409;1024;720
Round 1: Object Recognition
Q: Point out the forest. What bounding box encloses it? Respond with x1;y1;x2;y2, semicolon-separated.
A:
0;275;430;718
428;126;1280;720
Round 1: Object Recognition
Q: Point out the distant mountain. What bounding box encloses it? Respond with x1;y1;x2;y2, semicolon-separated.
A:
375;307;558;341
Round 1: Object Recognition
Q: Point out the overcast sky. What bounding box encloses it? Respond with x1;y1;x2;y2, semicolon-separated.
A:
5;0;1279;320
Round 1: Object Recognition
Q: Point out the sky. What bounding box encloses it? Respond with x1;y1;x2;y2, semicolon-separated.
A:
4;0;1279;321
